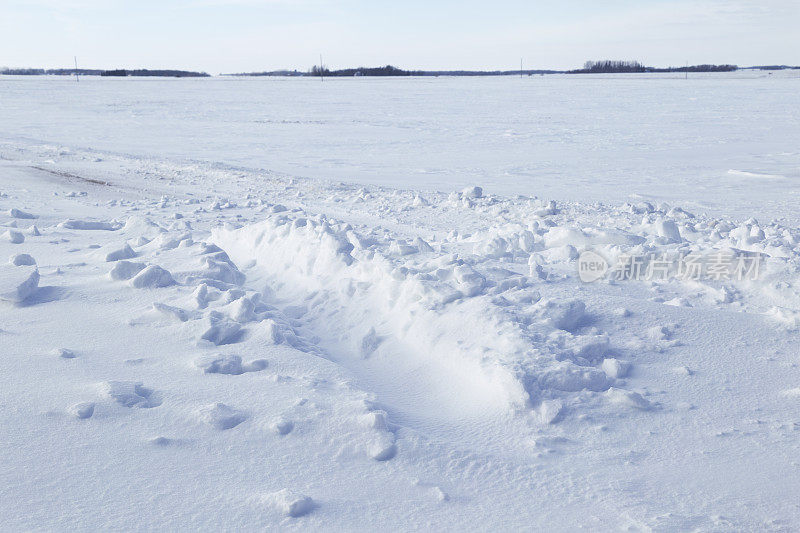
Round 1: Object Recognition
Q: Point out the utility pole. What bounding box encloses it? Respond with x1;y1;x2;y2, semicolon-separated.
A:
74;56;79;82
320;54;324;82
685;60;688;80
520;58;523;78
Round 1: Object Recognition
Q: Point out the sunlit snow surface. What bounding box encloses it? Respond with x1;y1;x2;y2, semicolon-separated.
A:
1;71;799;220
1;73;800;531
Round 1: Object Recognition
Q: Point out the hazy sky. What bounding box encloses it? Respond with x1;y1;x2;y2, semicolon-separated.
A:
1;0;798;73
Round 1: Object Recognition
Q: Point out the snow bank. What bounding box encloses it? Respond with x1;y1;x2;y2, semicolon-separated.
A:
212;210;624;417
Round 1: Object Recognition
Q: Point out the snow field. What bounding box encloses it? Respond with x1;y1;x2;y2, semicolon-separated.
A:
2;140;800;529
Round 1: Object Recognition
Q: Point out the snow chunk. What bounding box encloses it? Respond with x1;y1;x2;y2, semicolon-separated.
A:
200;312;243;345
52;348;76;359
766;307;800;331
0;265;39;303
368;438;397;461
152;302;189;322
197;402;247;430
60;219;119;231
605;388;653;410
536;399;563;424
105;243;137;262
130;265;175;288
109;260;146;281
195;354;264;375
264;489;316;517
204;253;245;280
68;402;95;419
223;296;256;322
8;208;36;219
534;200;558;217
101;381;161;408
544;299;587;332
3;229;24;244
359;410;389;431
539;364;609;392
389;240;418;256
270;417;294;435
601;358;631;379
461;185;483;199
453;264;485;297
654;218;682;243
9;254;36;266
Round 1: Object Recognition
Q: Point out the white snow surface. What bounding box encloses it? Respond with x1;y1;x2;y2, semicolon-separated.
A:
1;74;800;531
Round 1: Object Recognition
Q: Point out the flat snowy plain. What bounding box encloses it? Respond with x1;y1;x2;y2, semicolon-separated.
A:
1;71;800;531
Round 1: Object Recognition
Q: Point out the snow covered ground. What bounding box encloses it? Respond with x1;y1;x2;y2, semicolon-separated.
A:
1;74;800;530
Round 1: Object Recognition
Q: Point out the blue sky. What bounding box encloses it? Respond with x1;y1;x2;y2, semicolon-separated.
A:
1;0;797;72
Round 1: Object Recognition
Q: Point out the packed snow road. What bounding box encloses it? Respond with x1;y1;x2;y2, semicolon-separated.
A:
1;141;800;530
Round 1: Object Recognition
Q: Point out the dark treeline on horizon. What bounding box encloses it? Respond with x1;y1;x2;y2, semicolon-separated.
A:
2;62;797;78
232;61;791;77
0;68;104;75
0;68;209;77
570;60;739;73
232;64;560;77
99;69;209;77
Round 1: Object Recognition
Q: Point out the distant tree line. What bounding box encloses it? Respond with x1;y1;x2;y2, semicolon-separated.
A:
5;62;795;79
569;60;738;74
573;60;647;73
653;64;737;72
100;69;210;77
0;68;102;75
742;65;800;71
230;65;561;77
307;65;422;77
0;67;208;77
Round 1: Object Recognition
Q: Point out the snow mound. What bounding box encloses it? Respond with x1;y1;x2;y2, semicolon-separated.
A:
0;265;39;303
9;254;36;266
68;402;95;419
105;243;137;262
270;417;294;435
263;489;316;517
8;208;37;219
602;358;632;379
109;260;146;281
101;381;162;408
197;402;247;430
52;348;76;359
199;312;243;345
605;388;654;410
195;354;267;375
130;265;175;288
60;219;120;231
3;229;24;244
212;211;620;421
